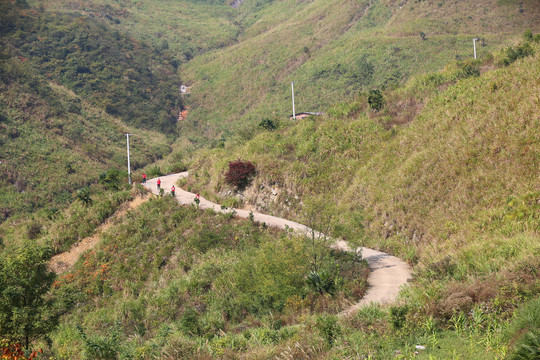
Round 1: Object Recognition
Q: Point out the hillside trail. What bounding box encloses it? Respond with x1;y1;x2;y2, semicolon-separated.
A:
49;194;149;274
145;172;412;316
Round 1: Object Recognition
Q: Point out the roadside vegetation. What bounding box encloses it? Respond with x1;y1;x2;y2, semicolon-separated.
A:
185;39;540;358
1;196;368;358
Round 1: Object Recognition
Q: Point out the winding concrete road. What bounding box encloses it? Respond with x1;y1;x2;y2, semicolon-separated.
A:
144;172;411;315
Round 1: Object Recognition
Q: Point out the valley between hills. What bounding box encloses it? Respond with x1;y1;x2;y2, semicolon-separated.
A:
1;0;539;358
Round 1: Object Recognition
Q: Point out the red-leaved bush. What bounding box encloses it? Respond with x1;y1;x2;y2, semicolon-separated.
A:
225;160;256;189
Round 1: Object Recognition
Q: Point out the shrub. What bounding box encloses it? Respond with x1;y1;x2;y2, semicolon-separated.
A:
368;90;385;111
258;118;277;131
179;308;201;336
503;43;535;66
457;62;480;79
224;160;256;189
76;187;92;206
99;168;122;191
192;229;222;253
65;163;75;174
507;297;540;359
147;165;163;178
306;270;336;295
523;29;533;42
77;324;121;360
389;305;409;330
27;221;42;240
511;331;540;360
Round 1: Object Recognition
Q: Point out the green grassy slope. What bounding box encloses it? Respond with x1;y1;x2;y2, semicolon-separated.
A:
189;42;539;266
30;0;241;62
2;2;183;133
0;1;183;219
29;0;540;146
185;44;539;357
179;0;540;143
45;197;367;358
0;56;169;219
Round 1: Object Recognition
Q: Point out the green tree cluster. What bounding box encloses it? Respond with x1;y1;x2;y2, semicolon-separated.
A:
1;2;182;133
0;243;57;349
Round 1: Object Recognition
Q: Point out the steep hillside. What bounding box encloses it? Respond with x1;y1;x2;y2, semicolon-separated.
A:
185;42;539;357
31;0;241;61
28;0;540;146
43;197;366;358
189;41;539;265
179;0;540;143
0;55;169;219
0;1;183;219
2;1;182;133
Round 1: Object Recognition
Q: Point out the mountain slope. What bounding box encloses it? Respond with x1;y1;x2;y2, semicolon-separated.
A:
0;55;169;219
179;0;540;142
2;2;182;133
188;41;539;277
0;1;183;219
29;0;540;145
183;40;540;358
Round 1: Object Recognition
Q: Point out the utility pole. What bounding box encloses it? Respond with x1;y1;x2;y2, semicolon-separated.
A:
125;133;132;185
473;38;479;59
291;81;296;120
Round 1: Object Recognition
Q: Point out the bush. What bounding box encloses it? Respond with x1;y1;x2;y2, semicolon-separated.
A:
306;270;336;295
147;165;163;178
389;305;409;330
511;331;540;360
179;308;201;336
27;221;42;240
508;297;540;359
224;160;256;189
77;324;121;360
368;89;385;111
523;29;533;42
503;43;535;66
258;118;277;131
76;187;92;206
457;62;480;79
65;163;75;174
99;168;122;191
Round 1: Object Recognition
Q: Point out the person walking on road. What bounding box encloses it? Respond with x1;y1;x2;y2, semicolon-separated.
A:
157;178;161;191
142;173;147;184
171;185;175;197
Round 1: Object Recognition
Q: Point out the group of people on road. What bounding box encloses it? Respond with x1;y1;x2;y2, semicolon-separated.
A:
155;178;175;196
143;174;197;202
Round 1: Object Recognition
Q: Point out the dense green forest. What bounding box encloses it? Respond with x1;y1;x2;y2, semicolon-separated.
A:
2;1;182;133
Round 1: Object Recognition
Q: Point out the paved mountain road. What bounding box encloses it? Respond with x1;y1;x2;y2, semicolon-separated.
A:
145;172;412;315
